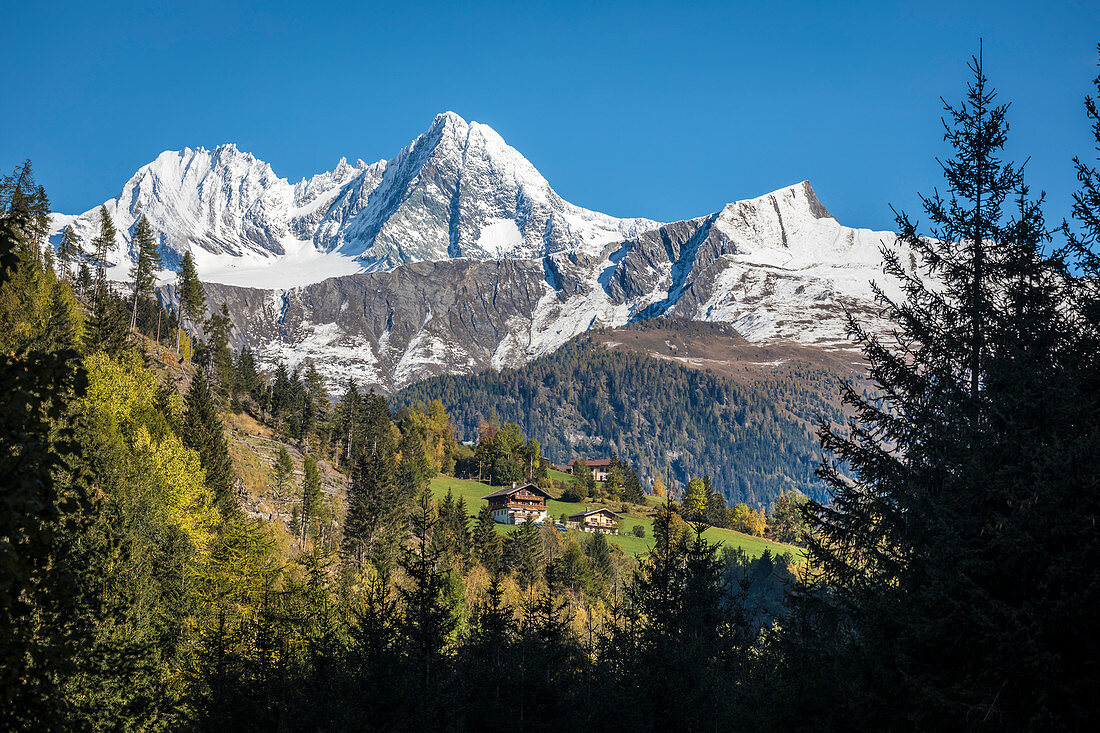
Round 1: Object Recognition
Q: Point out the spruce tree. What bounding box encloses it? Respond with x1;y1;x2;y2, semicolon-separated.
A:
183;371;235;512
91;205;116;288
463;569;515;728
176;250;204;356
234;346;259;400
77;261;92;296
473;506;501;572
42;279;84;356
336;381;363;468
507;519;541;590
622;464;645;503
273;446;294;499
29;184;49;267
518;556;577;719
128;216;162;333
397;487;457;725
56;224;82;282
206;302;233;388
798;49;1097;729
0;193;95;728
86;289;129;356
342;394;403;571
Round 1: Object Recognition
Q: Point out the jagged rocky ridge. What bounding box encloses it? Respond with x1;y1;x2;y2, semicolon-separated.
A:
51;112;903;391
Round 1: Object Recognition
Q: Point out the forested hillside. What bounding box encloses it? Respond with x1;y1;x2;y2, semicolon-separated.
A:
392;331;846;506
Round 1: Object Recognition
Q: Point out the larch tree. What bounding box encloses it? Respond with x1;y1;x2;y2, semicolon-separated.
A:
299;454;322;547
682;477;708;521
272;446;294;499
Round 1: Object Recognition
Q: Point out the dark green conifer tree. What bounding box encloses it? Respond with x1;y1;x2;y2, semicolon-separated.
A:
128;216;161;333
183;371;235;512
795;49;1099;730
86;289;129;356
622;463;645;503
0;196;95;729
462;570;515;727
176;250;204;356
56;224;82;282
91;205;116;288
342;394;403;571
42;279;83;356
507;519;541;590
397;488;457;727
234;345;259;400
205;302;233;389
472;506;501;573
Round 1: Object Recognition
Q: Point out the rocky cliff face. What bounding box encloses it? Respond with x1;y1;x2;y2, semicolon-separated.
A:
52;113;903;392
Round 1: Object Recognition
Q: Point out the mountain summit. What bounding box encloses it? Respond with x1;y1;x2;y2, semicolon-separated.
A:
51;112;658;286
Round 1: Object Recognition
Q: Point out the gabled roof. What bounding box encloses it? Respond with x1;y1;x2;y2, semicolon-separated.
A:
569;507;621;520
563;458;613;468
483;483;553;500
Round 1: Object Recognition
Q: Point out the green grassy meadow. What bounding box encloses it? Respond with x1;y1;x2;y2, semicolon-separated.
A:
429;474;801;559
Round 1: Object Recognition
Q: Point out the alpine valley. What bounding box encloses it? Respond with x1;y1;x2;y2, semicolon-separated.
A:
50;112;902;395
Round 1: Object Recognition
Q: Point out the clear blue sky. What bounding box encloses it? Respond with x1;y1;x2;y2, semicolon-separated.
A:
2;1;1098;232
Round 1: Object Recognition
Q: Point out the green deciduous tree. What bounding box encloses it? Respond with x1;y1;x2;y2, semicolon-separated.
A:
768;490;808;544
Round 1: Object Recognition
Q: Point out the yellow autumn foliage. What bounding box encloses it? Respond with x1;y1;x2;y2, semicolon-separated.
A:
82;351;219;555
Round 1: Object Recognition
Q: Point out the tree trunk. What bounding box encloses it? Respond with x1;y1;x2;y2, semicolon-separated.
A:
130;290;139;333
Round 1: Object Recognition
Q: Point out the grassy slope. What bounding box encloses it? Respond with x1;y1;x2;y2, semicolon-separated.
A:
430;475;801;559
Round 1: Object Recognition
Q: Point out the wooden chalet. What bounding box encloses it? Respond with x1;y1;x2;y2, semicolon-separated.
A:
567;507;620;534
554;458;613;482
484;483;552;525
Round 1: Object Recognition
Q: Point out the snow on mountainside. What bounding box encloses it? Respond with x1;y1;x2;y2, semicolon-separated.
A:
50;111;658;286
49;112;903;392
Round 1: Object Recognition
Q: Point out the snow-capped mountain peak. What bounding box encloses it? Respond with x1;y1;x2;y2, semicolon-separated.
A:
52;111;659;282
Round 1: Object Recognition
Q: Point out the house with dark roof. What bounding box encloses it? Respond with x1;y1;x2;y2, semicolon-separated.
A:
484;483;552;525
553;458;614;482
